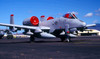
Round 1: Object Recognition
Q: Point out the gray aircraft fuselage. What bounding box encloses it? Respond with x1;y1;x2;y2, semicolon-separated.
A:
39;17;86;33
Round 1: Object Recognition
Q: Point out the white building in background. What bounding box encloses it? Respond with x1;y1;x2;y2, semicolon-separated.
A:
78;29;100;36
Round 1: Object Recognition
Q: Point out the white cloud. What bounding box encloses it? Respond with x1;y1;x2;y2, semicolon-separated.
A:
98;8;100;11
95;8;100;12
93;20;98;23
95;13;100;16
84;13;93;17
95;8;100;16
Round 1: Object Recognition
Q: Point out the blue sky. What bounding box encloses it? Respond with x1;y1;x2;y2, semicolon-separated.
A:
0;0;100;29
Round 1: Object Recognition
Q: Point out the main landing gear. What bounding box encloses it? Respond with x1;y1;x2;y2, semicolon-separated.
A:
7;34;13;39
66;37;71;42
60;36;71;42
60;24;72;42
30;35;35;42
0;35;4;39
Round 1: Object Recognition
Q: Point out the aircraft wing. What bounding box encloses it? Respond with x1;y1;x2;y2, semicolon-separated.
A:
0;23;50;33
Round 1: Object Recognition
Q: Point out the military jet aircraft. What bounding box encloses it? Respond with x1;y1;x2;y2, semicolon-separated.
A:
0;13;95;42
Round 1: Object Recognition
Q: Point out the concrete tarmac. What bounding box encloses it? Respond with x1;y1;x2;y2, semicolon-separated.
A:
0;36;100;59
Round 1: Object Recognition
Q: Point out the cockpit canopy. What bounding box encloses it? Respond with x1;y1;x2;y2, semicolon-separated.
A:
63;13;77;19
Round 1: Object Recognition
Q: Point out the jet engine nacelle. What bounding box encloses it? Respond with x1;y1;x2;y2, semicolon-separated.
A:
23;16;39;26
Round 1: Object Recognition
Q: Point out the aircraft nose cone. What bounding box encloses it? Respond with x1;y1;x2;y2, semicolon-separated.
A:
82;22;86;27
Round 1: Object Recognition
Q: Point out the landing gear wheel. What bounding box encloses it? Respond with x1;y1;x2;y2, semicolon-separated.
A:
60;37;66;42
0;35;4;39
30;35;35;42
7;35;13;39
66;37;72;42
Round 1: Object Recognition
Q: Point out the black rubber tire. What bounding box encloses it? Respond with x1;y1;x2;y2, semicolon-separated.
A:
66;37;72;42
0;35;4;39
30;35;35;42
60;37;66;42
7;35;13;39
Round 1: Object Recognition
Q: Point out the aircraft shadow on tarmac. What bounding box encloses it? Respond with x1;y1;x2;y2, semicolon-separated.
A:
0;39;91;44
0;38;68;44
0;41;66;44
0;36;100;44
0;41;30;44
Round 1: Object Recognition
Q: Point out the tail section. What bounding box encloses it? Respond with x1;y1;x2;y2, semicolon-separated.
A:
10;14;14;24
9;14;15;32
40;15;46;22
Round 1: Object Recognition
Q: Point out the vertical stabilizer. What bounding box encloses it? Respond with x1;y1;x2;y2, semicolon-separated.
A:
40;15;46;22
9;14;15;32
10;14;14;24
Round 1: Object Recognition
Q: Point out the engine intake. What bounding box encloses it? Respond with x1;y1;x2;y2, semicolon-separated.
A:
23;16;39;26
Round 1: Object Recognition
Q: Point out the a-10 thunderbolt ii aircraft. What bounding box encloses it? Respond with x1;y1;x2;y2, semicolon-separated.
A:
0;13;95;42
